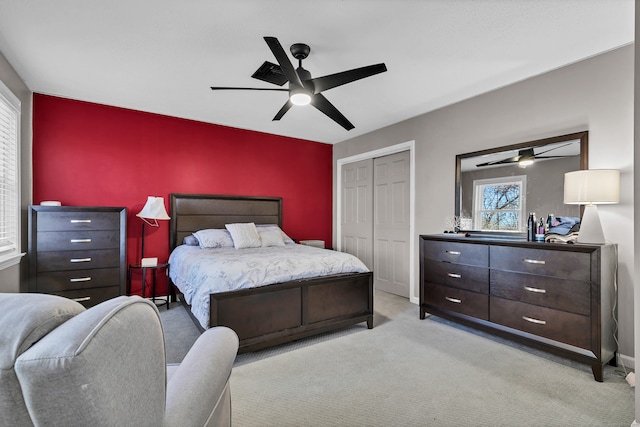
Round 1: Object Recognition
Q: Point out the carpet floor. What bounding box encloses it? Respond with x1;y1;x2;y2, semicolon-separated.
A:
159;290;635;426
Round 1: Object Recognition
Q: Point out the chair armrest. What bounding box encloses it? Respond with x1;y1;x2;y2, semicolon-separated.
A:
164;326;239;427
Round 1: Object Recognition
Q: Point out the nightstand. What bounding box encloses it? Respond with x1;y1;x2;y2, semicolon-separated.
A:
128;263;170;309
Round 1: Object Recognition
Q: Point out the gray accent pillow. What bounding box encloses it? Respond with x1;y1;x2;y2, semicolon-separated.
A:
183;234;199;246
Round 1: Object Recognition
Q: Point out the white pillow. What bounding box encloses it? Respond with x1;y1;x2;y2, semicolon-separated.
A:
259;230;285;247
225;223;262;249
255;224;295;244
192;229;234;249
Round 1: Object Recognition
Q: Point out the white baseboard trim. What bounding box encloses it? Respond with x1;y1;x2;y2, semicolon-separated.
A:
618;353;635;370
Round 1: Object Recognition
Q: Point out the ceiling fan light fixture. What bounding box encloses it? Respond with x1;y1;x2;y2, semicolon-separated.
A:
290;88;311;106
211;37;387;129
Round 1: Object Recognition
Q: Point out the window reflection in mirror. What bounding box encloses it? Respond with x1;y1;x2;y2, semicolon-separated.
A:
455;132;588;234
474;175;525;231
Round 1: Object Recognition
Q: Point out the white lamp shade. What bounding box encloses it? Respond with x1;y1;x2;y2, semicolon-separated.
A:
563;169;620;205
563;169;619;245
136;196;170;221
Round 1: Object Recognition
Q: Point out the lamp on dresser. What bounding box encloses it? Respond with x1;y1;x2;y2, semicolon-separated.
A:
136;196;170;266
563;169;619;244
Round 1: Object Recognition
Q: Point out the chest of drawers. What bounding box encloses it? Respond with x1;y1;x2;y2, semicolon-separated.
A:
28;206;127;307
420;234;616;382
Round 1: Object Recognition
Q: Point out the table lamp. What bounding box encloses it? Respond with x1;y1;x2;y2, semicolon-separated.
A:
136;196;170;266
563;169;619;244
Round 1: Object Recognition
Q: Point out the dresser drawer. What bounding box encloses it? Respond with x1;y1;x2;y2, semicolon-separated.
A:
424;259;488;293
490;246;590;281
37;230;121;251
35;211;121;231
37;249;121;272
35;268;121;292
490;269;590;315
50;286;121;308
422;241;488;267
424;283;488;320
490;296;590;349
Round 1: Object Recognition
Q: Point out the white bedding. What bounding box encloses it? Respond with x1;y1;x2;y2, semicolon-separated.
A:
168;243;370;329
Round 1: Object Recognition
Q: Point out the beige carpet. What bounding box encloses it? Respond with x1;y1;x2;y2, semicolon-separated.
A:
160;290;635;426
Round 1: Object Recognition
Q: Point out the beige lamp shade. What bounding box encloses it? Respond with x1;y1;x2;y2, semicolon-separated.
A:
136;196;170;222
136;196;170;263
563;169;620;205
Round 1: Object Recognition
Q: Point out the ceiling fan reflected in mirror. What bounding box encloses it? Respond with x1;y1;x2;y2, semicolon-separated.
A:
475;143;575;168
210;36;387;130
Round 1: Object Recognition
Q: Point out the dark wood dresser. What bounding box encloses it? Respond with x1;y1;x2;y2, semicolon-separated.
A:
420;234;617;381
28;206;127;307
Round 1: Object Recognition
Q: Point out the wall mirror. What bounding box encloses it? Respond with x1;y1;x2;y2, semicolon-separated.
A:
455;131;588;237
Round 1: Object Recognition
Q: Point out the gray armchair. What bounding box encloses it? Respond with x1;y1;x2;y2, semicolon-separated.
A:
0;293;238;427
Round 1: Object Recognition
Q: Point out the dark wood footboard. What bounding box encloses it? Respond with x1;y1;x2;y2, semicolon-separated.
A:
209;272;373;352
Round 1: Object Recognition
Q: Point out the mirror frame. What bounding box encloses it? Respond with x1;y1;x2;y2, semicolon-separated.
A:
454;131;588;237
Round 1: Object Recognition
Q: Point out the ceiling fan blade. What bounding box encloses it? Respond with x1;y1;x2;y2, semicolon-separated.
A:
251;61;287;86
210;87;288;92
534;142;572;156
263;36;303;89
273;100;293;121
310;63;387;94
311;94;354;130
475;155;520;167
535;155;574;159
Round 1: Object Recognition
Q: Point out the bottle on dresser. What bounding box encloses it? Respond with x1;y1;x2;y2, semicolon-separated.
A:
546;214;555;233
535;217;545;242
527;212;536;241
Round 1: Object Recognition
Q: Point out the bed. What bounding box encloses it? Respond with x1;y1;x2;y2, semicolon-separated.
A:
168;193;374;353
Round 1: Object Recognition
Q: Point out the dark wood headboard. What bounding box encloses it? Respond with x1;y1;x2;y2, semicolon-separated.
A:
169;193;282;250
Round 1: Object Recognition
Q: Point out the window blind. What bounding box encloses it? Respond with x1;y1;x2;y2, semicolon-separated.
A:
0;88;18;255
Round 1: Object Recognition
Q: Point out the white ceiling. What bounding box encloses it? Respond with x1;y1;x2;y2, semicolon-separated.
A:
0;1;634;144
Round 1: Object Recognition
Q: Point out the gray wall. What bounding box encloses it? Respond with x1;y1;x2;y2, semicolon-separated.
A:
334;45;635;365
0;50;32;292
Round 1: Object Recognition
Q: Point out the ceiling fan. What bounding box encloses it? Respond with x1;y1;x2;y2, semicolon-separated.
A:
475;143;575;168
210;36;387;131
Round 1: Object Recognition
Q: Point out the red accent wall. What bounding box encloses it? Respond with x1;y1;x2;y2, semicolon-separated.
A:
32;94;333;295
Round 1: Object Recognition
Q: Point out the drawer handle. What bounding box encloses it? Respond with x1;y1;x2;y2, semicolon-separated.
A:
446;250;461;255
70;277;91;282
70;257;92;263
523;258;545;265
522;315;546;325
70;219;92;223
524;286;546;294
445;296;462;304
447;273;461;279
70;238;92;243
72;296;91;302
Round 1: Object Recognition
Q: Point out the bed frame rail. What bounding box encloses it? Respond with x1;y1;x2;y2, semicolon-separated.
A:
210;272;374;353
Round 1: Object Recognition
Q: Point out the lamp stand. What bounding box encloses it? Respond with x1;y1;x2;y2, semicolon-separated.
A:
140;222;158;266
140;221;146;262
576;204;605;244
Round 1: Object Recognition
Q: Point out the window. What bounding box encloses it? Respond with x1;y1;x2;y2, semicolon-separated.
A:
0;79;21;268
472;175;526;232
